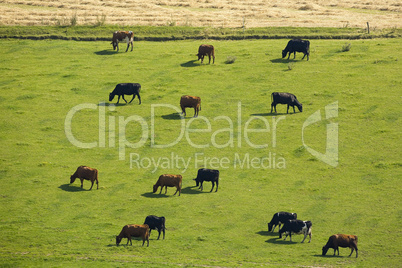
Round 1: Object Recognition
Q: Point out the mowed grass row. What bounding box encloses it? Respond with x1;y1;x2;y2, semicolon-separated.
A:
0;38;401;267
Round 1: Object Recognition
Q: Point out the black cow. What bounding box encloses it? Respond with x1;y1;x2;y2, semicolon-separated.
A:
144;215;166;240
282;39;310;61
109;83;141;104
271;92;302;113
194;168;219;192
279;219;312;243
268;212;297;232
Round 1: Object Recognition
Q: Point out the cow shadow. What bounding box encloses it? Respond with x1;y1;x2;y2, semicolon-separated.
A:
256;230;278;237
161;113;183;120
265;237;297;245
181;186;204;195
141;192;174;198
58;184;86;192
94;50;118;56
270;58;298;63
180;60;199;68
250;112;289;117
98;102;128;107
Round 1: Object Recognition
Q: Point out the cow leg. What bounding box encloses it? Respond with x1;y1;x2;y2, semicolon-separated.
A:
137;93;141;105
80;179;84;188
215;180;218;192
96;179;99;189
122;95;128;103
208;54;211;64
293;105;296;113
157;229;161;240
210;181;215;192
199;182;203;191
181;107;186;116
201;55;204;63
193;107;197;117
116;95;121;104
127;236;132;246
125;42;129;52
293;52;296;59
287;104;290;114
130;41;134;52
301;233;307;243
162;228;165;239
159;187;163;194
116;44;119;52
89;180;94;190
129;95;135;103
164;186;168;194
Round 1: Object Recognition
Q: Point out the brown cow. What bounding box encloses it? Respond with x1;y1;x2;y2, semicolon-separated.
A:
153;174;182;196
180;95;201;117
70;166;98;190
322;234;358;257
116;224;150;247
111;31;134;52
197;44;215;64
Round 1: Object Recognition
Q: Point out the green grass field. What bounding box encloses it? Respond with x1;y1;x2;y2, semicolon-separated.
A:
0;38;401;267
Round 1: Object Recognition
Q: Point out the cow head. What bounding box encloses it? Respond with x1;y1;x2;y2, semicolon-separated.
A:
268;222;274;232
153;184;158;193
116;236;122;246
109;93;115;102
322;246;329;256
297;103;303;112
70;175;76;184
111;41;117;51
282;50;287;59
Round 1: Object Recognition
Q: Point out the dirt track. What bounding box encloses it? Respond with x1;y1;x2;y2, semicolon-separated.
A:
0;0;400;29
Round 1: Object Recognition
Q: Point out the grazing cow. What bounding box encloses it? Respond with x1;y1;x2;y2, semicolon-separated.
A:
153;174;182;196
116;224;150;247
111;31;134;52
180;95;201;117
194;168;219;192
268;212;297;232
144;215;166;240
279;220;312;243
282;39;310;60
109;83;141;105
271;92;303;113
197;44;215;64
322;234;358;258
70;166;98;190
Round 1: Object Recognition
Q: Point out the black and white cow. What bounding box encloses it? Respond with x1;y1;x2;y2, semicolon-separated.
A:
194;168;219;192
111;31;134;52
271;92;302;113
144;215;166;240
279;220;312;243
282;39;310;60
268;212;297;232
109;83;141;104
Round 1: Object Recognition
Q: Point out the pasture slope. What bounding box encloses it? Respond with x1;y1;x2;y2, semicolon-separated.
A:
0;38;401;267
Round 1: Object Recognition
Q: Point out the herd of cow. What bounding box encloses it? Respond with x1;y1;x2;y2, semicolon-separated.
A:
68;31;358;259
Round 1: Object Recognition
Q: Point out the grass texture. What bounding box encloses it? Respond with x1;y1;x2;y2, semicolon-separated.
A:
0;38;401;267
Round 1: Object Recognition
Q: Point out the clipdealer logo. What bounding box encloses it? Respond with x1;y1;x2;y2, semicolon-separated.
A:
64;101;338;171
